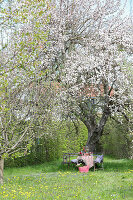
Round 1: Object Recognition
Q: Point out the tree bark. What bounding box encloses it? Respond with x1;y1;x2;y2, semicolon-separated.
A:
0;157;4;184
78;95;111;152
84;107;110;152
86;128;103;152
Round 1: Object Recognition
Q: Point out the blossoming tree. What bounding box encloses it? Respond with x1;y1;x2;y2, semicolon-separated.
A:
0;0;53;184
48;0;133;151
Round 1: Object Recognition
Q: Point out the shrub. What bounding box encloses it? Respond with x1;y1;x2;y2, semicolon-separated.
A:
5;120;88;167
100;117;132;158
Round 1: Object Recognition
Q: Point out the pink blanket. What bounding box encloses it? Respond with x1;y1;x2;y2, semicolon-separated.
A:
77;155;94;168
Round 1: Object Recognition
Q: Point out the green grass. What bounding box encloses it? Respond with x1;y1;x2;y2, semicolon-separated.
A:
1;156;133;199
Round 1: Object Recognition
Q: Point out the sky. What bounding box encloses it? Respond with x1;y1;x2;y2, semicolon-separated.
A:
123;0;133;16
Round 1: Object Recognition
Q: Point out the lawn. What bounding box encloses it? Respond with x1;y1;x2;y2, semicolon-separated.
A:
0;156;133;200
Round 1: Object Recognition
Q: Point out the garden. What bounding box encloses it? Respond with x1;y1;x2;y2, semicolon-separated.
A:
0;0;133;199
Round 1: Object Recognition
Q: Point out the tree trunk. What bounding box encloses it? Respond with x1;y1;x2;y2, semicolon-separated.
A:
85;107;110;152
86;128;103;152
0;158;4;184
79;100;111;152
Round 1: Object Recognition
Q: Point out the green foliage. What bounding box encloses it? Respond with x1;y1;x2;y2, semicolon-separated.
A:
0;0;52;165
101;117;132;158
61;120;88;153
5;120;88;167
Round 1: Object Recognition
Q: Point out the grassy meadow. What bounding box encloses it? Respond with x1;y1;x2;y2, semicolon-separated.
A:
0;156;133;200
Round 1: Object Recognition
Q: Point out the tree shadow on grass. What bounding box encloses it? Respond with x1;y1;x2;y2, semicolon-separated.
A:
59;163;78;171
41;160;78;173
5;157;133;175
41;158;133;173
103;159;133;172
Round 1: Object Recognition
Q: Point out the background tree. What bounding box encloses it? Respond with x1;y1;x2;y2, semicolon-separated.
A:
101;116;132;158
0;0;53;184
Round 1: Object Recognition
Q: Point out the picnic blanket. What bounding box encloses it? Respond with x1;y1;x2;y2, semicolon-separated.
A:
77;155;94;168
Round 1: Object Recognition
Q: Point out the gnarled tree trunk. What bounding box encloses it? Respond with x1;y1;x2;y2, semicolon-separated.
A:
0;157;4;184
80;104;110;152
86;128;103;152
